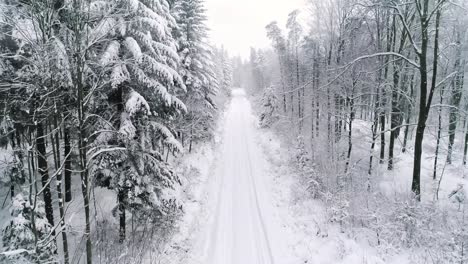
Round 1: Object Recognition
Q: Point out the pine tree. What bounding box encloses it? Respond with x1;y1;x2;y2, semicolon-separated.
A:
220;48;233;95
210;46;232;109
259;86;280;128
93;0;186;242
266;21;288;113
172;0;218;151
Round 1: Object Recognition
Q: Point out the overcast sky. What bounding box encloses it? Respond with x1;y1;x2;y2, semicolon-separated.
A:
205;0;306;59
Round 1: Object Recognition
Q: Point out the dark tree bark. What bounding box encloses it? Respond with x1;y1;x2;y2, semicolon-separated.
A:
463;126;468;165
326;42;333;151
118;188;126;243
388;69;400;170
64;126;72;202
314;45;320;138
380;10;394;164
388;9;411;170
411;0;442;200
344;95;355;174
73;18;92;261
36;122;55;229
370;7;384;179
52;115;70;264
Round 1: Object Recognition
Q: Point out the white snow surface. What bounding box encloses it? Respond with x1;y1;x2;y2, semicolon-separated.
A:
188;88;292;264
165;88;400;264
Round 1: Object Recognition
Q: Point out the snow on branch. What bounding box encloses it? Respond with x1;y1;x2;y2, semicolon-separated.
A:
171;96;187;113
135;17;166;39
100;40;120;66
385;2;422;56
110;64;130;89
119;112;136;138
124;37;142;62
125;90;151;116
0;249;31;257
142;54;181;86
344;52;420;69
149;122;183;153
90;18;117;43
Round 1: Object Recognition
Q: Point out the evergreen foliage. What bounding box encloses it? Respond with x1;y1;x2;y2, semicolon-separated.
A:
1;194;57;264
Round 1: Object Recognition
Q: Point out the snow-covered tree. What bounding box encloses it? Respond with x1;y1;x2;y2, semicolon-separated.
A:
172;0;218;150
1;194;57;264
93;0;186;242
93;90;183;244
214;46;232;96
259;86;280;128
221;54;233;93
1;148;26;199
266;21;289;113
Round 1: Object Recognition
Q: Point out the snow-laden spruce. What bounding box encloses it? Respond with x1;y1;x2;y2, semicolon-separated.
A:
171;0;219;150
259;85;280;128
92;0;187;242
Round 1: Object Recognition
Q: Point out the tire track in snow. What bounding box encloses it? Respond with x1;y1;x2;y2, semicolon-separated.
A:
196;89;285;264
242;107;275;264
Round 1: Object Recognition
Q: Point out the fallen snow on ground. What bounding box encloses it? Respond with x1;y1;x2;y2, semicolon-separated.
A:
165;89;294;263
165;89;401;264
256;128;395;264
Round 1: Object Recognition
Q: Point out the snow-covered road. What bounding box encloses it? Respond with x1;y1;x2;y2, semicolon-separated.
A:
195;89;289;264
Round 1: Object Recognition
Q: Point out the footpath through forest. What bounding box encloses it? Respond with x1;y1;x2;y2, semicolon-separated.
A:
191;88;290;264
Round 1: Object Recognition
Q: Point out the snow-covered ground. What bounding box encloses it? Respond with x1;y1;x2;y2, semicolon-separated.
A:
164;89;294;263
165;89;392;264
192;89;292;263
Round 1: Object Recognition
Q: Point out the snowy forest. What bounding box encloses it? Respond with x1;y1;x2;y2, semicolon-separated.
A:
1;0;468;263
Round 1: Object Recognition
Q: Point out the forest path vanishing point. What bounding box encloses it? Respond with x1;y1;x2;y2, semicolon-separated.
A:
193;89;290;264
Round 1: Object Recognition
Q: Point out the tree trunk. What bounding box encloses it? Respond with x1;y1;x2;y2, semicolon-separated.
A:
433;109;442;180
463;128;468;165
189;127;193;153
36;122;55;229
53;116;70;264
379;11;393;165
75;26;92;263
388;75;399;171
368;112;379;190
327;43;333;148
344;97;355;174
64;126;72;202
296;45;301;130
278;58;287;113
412;0;441;200
379;113;386;164
315;46;320;138
368;60;383;186
118;188;126;243
335;94;342;143
412;119;425;200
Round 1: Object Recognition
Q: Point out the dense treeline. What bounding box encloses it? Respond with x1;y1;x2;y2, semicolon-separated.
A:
248;0;468;261
253;0;467;200
0;0;232;263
